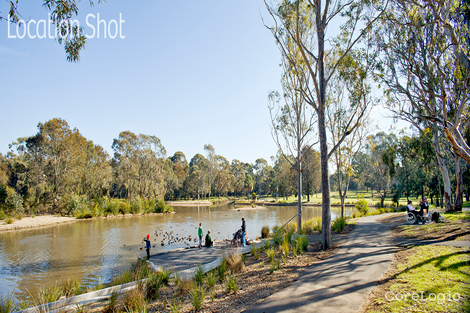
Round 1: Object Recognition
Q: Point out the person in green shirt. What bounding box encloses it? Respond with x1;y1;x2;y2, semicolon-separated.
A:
205;230;213;247
198;223;203;248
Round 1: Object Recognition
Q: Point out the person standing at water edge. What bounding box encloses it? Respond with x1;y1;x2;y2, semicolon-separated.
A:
198;223;203;248
144;234;151;260
241;218;246;247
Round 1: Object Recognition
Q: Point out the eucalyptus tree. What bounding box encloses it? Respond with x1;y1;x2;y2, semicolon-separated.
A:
326;48;374;217
204;144;216;199
301;146;321;201
80;141;112;198
111;131;168;199
10;118;89;212
214;155;233;197
264;0;387;248
376;0;470;210
170;151;189;199
268;50;317;230
253;158;270;196
187;153;208;199
2;0;106;62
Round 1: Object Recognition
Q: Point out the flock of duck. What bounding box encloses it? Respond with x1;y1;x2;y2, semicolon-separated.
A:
134;224;220;250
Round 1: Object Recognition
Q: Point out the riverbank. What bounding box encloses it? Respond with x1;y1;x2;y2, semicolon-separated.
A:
0;215;77;232
0;211;176;232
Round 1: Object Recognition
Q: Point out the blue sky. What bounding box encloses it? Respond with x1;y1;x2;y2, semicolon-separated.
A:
0;0;402;165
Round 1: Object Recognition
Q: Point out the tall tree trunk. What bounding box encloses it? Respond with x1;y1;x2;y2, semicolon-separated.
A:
454;155;463;211
432;130;453;211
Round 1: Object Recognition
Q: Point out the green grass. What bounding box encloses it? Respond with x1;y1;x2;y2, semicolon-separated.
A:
378;246;469;312
444;211;470;221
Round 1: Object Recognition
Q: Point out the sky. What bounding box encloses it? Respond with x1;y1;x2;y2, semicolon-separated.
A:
0;0;405;166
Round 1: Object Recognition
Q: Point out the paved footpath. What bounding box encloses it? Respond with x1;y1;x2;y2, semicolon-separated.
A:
244;215;396;313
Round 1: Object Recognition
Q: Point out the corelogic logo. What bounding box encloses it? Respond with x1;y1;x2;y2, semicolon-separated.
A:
7;13;125;39
385;291;462;304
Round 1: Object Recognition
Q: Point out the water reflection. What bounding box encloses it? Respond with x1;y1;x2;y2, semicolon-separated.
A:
0;204;355;298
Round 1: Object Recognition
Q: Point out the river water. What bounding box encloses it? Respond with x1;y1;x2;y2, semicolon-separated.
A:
0;204;355;299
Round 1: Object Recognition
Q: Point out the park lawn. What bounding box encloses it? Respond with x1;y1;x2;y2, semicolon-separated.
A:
362;245;470;313
262;190;411;206
392;211;470;241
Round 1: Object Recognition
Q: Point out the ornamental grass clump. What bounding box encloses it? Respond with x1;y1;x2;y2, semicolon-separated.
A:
194;264;204;286
331;216;347;232
190;284;206;310
251;245;261;260
224;272;238;294
217;257;227;282
0;295;16;313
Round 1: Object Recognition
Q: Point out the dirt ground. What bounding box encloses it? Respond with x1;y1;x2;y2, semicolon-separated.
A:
0;215;77;232
147;240;342;313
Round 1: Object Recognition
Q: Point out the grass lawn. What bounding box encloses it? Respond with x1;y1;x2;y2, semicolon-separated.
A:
391;211;470;241
362;245;470;313
260;190;432;207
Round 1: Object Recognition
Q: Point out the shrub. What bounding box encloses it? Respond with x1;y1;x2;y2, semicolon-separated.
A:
217;257;227;281
145;272;162;301
266;247;276;263
272;231;283;246
0;209;7;220
226;252;244;273
4;217;13;224
355;194;369;216
122;288;148;313
119;201;131;215
251;245;260;260
331;216;347;232
0;295;16;313
261;225;269;239
190;284;206;310
224;272;238;294
159;268;172;285
194;264;204;286
4;190;24;216
314;217;322;233
252;192;257;200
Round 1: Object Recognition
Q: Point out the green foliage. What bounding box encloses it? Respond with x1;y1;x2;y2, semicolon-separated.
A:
0;210;7;220
266;247;276;263
190;284;206;310
194;264;204;286
168;297;182;313
217;257;227;281
331;216;347;232
0;295;16;313
4;217;13;224
251;245;261;260
102;292;118;313
355;194;369;216
252;192;257;200
282;236;289;260
159;268;172;285
272;230;284;246
224;272;238;294
60;279;82;297
37;285;63;304
4;188;24;216
145;272;163;301
206;270;217;289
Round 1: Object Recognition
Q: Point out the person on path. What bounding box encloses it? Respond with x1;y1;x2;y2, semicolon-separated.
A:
198;223;203;248
144;234;151;260
205;230;213;247
419;197;429;217
241;217;246;247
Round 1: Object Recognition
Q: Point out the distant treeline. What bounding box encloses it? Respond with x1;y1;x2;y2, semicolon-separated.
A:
0;118;322;215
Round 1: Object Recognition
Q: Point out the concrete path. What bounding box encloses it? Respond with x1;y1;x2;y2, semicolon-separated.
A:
243;215;396;313
147;241;251;273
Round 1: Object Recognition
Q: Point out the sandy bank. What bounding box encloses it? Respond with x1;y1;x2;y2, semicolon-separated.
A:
168;201;213;206
0;215;77;232
231;206;267;211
